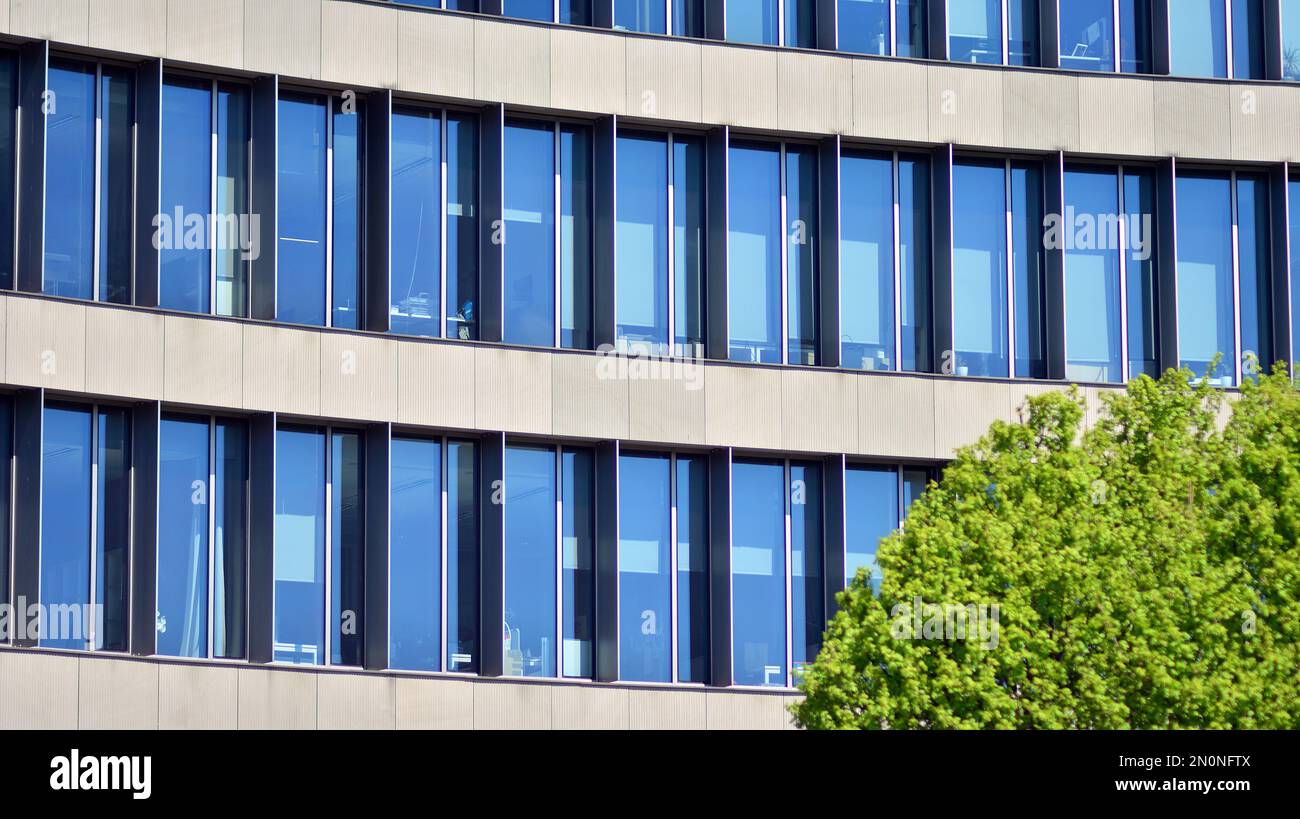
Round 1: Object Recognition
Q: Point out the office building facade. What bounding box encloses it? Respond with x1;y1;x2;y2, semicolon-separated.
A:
0;0;1296;729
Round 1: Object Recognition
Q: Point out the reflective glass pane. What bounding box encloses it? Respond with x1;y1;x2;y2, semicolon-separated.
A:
674;135;707;351
1232;0;1266;79
1237;173;1273;377
332;98;363;330
504;121;556;347
1059;0;1116;71
0;54;15;290
560;0;592;24
100;67;134;304
1063;167;1123;383
389;437;441;671
840;150;895;371
1119;0;1153;73
899;155;932;372
40;405;92;650
95;408;131;653
846;465;897;592
562;448;595;678
617;133;669;346
953;160;1009;377
1169;0;1228;77
274;427;326;664
676;454;709;683
277;93;328;326
1291;179;1300;368
728;0;780;45
731;459;786;687
215;84;249;318
560;124;593;349
839;0;892;56
331;431;364;667
1007;0;1039;65
790;461;822;684
728;143;782;363
160;77;211;313
1175;174;1236;385
391;107;442;337
616;0;666;33
673;0;705;36
504;445;557;677
948;0;1003;63
787;146;819;365
901;468;928;518
503;0;553;22
447;114;479;340
896;0;927;56
447;440;479;672
1125;170;1159;379
44;62;96;300
786;0;816;47
618;453;672;682
1012;161;1046;378
158;416;210;658
214;418;247;659
0;400;10;608
1285;0;1300;79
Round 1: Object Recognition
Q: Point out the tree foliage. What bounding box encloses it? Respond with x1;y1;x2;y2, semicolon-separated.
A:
793;367;1300;729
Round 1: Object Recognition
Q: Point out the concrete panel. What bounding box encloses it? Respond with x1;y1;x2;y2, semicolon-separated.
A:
10;0;88;44
237;666;317;729
626;359;706;445
242;323;322;416
551;352;629;440
166;0;244;69
551;684;629;729
1007;381;1069;427
1077;75;1155;157
551;27;625;115
701;45;779;128
857;373;935;459
0;650;79;729
1154;80;1231;159
5;297;87;392
780;368;858;454
628;687;706;729
704;689;786;730
850;58;928;143
396;341;476;430
394;676;474;730
396;9;474;99
932;378;1011;457
625;36;702;123
784;693;802;729
473;346;552;435
473;18;550;106
85;307;164;400
319;332;399;422
1230;85;1300;162
77;656;159;729
158;663;238;729
473;681;551;729
88;0;166;56
927;64;1004;147
703;364;782;450
0;1;8;32
320;0;400;89
163;314;242;408
1001;70;1079;152
777;50;852;134
245;0;320;80
317;671;397;729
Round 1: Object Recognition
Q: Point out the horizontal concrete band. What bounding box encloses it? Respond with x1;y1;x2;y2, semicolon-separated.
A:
0;294;1122;460
0;648;799;729
0;0;1297;163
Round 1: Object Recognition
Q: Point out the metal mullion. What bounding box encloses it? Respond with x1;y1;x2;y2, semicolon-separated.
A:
782;459;793;688
669;452;679;683
1004;159;1015;377
1225;0;1235;79
440;435;449;673
440;111;449;339
207;418;216;659
554;445;564;678
325;97;335;327
554;123;562;349
1112;0;1122;73
323;427;333;666
780;143;789;365
210;80;219;316
667;133;676;353
92;63;102;301
889;0;897;56
1001;0;1009;65
1231;171;1243;384
554;0;560;24
778;0;786;47
892;152;903;370
88;406;99;651
1118;167;1131;383
665;0;672;36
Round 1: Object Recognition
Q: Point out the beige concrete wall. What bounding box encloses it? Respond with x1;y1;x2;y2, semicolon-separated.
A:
0;0;1295;163
0;649;798;729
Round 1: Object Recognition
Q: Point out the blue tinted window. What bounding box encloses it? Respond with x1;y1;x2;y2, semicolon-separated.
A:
1237;174;1273;376
787;146;819;365
1059;0;1115;71
0;400;10;608
674;136;707;351
560;0;592;24
161;78;211;313
1011;162;1046;378
213;419;248;659
1125;170;1159;378
100;67;134;304
896;0;927;56
786;0;816;47
0;54;15;290
40;405;93;649
332;98;363;329
1119;0;1152;73
1175;174;1236;385
790;462;822;683
389;437;441;671
278;93;328;326
952;160;1009;377
215;84;250;317
899;156;932;371
728;143;782;363
616;0;666;33
447;114;479;340
504;445;557;676
274;427;326;664
1170;0;1227;77
95;408;131;652
673;0;705;36
839;0;891;55
1232;0;1266;79
44;62;96;300
391;107;442;337
1006;0;1039;65
447;440;478;672
840;151;895;371
158;416;210;658
618;453;672;682
331;431;364;667
562;448;595;677
949;0;1002;63
1291;179;1300;365
728;0;780;45
503;0;554;21
1284;1;1300;79
504;122;556;347
676;455;709;683
845;465;897;592
617;133;670;346
560;125;593;349
731;459;786;687
1064;167;1123;383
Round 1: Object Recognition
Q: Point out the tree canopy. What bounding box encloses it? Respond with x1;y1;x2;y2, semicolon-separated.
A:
793;367;1300;729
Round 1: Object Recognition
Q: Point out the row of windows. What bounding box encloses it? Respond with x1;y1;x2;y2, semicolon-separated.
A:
386;0;1300;81
0;398;929;688
2;54;1297;386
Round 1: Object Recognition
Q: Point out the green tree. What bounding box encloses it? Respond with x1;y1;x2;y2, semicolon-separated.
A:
792;367;1300;729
